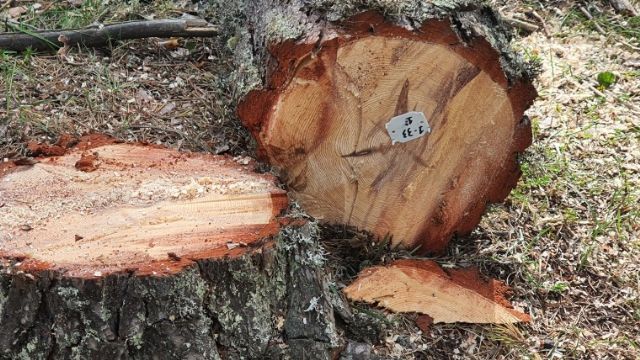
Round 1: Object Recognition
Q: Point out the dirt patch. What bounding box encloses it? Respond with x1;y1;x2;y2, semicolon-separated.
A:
26;142;66;157
74;153;100;172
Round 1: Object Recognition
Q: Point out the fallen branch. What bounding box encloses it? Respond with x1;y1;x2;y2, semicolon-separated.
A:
502;16;540;33
578;6;606;35
0;19;218;52
527;10;550;37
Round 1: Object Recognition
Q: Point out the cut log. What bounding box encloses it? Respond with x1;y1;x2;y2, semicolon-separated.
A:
0;137;350;359
343;259;530;324
238;10;537;253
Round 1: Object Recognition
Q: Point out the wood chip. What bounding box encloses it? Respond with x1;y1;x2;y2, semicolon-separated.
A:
344;259;531;324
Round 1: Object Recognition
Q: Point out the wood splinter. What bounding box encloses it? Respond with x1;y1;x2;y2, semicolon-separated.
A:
344;259;530;324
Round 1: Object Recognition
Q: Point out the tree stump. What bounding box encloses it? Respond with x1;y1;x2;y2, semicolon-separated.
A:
0;138;346;359
237;10;536;253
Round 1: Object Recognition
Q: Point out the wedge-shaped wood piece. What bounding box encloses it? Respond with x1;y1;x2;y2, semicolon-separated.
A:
240;12;537;253
344;259;530;324
0;137;287;277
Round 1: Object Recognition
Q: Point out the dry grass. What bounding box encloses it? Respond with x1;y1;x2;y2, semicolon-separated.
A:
0;0;251;159
1;0;639;359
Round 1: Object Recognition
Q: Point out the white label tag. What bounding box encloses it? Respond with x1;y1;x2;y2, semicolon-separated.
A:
385;111;431;144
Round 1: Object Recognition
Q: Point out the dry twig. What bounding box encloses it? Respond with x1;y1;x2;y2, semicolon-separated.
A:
578;5;606;34
502;16;540;33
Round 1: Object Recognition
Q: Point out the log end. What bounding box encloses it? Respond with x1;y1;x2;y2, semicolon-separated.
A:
239;12;537;253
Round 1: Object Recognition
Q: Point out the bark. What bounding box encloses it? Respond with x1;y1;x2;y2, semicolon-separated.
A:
0;222;347;359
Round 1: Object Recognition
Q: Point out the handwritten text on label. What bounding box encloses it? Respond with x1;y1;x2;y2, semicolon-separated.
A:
385;111;431;144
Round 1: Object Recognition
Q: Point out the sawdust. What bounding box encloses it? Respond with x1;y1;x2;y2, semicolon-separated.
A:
0;143;277;243
0;142;287;277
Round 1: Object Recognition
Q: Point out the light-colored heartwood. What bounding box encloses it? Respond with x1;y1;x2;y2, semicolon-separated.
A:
0;143;287;276
243;19;535;252
344;259;530;324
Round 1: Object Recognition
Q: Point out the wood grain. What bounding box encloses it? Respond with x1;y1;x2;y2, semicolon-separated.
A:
0;143;287;277
240;13;537;253
344;259;530;324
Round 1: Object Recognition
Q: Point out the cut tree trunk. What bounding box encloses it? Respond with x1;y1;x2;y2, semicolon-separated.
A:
3;1;537;254
0;137;288;277
235;6;537;253
0;137;349;359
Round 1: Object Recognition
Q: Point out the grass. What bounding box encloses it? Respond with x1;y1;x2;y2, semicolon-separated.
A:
10;0;179;30
558;4;640;45
0;52;18;113
0;1;248;157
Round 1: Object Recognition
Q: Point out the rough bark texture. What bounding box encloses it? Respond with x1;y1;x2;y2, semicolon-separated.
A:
0;221;349;360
